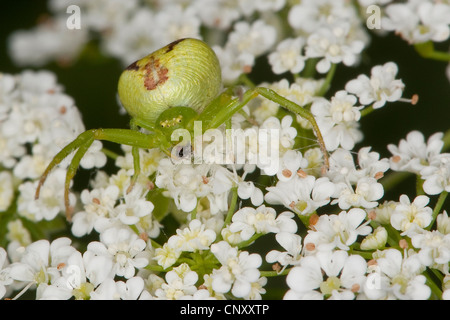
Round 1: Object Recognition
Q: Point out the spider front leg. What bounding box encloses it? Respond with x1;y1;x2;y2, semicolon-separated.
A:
198;87;329;170
35;127;162;220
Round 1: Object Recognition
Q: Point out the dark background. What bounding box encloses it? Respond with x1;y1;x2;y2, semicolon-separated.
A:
1;1;449;207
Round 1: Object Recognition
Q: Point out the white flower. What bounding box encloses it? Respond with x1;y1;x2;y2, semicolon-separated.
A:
236;180;264;207
79;140;107;170
87;227;148;279
369;200;397;225
17;168;75;222
306;22;365;73
8;17;88;67
261;115;297;153
71;185;120;237
390;195;433;235
304;208;372;252
411;230;450;271
266;232;303;268
167;219;216;252
360;226;388;250
155;263;198;300
115;146;163;179
382;2;450;43
116;277;146;300
0;248;13;299
285;250;367;300
311;91;363;151
265;175;336;216
327;147;389;184
238;0;286;15
229;205;297;241
345;62;405;109
89;278;120;300
364;249;430;300
210;241;262;298
154;5;201;48
113;184;154;226
421;154;450;195
227;20;277;58
276;150;308;182
6;219;31;248
156;160;214;213
154;243;182;270
46;249;114;300
333;177;384;210
213;45;254;84
356;147;390;180
388;131;444;174
193;0;241;30
0;171;14;211
101;8;158;65
252;78;324;123
77;249;115;288
288;0;355;34
9;238;77;298
268;37;306;75
437;211;450;235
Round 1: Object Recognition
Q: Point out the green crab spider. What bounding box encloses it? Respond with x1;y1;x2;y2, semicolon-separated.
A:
35;38;329;220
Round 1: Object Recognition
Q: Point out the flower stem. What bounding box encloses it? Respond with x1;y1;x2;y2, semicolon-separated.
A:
424;269;443;300
238;73;256;89
101;147;120;160
442;129;450;151
317;63;337;97
360;104;375;117
260;267;292;278
427;191;448;231
414;42;450;62
301;58;318;78
237;233;263;249
224;187;238;227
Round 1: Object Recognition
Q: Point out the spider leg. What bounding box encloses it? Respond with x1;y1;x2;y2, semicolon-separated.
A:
199;87;329;170
127;120;142;194
36;128;161;220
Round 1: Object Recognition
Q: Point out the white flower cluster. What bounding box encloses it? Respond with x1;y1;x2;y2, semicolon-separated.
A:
0;71;106;222
1;0;449;301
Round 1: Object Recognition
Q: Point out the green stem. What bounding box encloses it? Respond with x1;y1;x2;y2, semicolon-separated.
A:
349;249;374;260
237;233;263;249
190;205;197;220
317;63;337;97
238;73;256;89
301;58;318;78
101;147;120;160
424;270;442;300
360;105;375;117
427;191;448;231
145;264;165;273
416;175;425;195
414;42;450;62
383;224;402;249
150;239;162;249
224;187;238;227
443;129;450;151
260;267;293;278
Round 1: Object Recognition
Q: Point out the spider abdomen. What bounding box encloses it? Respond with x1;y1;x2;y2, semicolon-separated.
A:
118;38;222;126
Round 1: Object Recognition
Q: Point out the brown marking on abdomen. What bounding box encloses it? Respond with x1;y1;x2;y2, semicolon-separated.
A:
125;60;140;71
144;58;169;90
165;38;185;53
